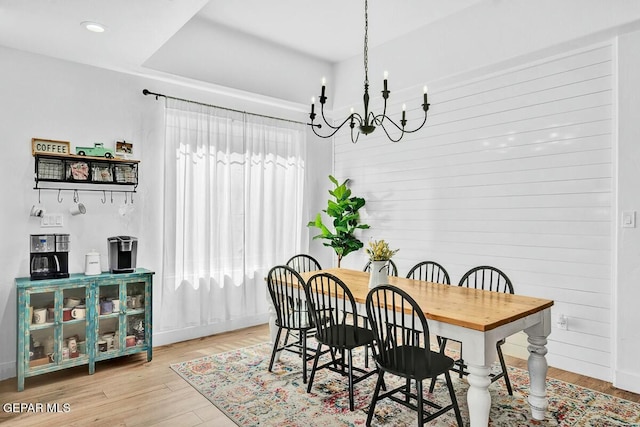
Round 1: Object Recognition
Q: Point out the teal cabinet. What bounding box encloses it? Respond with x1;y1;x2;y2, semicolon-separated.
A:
15;269;154;391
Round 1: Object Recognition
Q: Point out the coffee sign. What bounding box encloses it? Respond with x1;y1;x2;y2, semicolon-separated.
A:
31;138;71;156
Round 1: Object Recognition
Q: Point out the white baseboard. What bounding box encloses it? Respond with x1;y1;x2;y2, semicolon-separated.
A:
152;314;269;347
614;368;640;394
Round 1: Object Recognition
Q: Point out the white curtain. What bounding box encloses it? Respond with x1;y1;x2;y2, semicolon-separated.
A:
159;98;307;333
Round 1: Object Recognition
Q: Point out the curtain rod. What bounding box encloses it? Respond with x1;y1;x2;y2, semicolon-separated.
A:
142;89;306;126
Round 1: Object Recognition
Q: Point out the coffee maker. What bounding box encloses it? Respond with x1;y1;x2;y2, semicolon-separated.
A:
108;236;138;273
30;234;70;280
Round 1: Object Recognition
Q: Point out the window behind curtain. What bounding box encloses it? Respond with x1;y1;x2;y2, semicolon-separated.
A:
159;98;307;333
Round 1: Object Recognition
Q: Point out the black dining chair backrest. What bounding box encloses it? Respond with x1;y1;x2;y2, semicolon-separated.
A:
286;254;322;273
304;272;360;345
406;261;451;284
458;265;514;294
266;265;312;330
366;284;432;374
363;259;399;276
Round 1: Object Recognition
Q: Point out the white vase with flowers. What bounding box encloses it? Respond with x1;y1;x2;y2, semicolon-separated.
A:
365;239;399;289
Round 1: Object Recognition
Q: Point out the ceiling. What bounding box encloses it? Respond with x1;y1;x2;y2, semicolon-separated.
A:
3;1;640;107
197;0;485;63
0;0;484;72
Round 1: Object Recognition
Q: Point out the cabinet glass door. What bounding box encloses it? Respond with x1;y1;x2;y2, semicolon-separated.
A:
124;279;147;350
27;290;57;369
61;286;90;362
96;282;121;358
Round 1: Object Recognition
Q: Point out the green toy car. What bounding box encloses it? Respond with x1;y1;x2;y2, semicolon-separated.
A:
75;143;115;158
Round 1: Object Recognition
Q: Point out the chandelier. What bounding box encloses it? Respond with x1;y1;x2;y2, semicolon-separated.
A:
308;0;430;143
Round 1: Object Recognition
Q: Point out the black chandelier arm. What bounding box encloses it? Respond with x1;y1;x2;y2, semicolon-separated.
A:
318;102;345;130
372;107;429;134
309;114;361;139
378;121;407;143
350;111;364;124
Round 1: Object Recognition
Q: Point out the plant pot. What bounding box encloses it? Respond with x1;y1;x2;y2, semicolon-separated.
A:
368;260;389;289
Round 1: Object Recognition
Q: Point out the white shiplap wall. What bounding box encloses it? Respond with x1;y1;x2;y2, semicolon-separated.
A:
333;43;613;380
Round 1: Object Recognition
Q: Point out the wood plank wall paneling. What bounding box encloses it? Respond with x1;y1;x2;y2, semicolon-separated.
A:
333;43;613;381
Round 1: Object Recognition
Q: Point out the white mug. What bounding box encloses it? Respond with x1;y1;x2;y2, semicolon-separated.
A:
69;203;86;216
30;204;46;217
111;299;120;313
71;306;86;319
33;308;47;324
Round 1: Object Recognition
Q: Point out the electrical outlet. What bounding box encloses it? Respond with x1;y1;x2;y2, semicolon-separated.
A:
556;314;568;330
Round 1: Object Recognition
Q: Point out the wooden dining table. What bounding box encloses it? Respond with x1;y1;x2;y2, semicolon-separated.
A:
268;267;554;427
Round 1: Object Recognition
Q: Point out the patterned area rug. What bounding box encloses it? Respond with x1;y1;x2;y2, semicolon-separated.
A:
170;342;640;426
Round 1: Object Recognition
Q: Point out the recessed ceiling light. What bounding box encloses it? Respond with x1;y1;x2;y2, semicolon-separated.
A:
81;21;106;33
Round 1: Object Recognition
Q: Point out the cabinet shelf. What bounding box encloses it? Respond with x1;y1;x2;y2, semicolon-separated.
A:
34;153;139;191
29;322;56;331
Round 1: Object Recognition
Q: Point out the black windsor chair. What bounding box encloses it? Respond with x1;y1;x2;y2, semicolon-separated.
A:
365;285;463;427
432;265;514;395
304;272;379;411
406;261;451;284
266;265;319;384
286;254;322;273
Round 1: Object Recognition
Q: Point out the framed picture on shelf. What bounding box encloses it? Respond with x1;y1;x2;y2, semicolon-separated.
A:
115;141;133;159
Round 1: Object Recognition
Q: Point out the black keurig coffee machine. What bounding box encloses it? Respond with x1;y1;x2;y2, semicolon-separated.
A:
108;236;138;273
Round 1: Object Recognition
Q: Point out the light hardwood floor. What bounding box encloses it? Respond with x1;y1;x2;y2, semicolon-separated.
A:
1;323;638;426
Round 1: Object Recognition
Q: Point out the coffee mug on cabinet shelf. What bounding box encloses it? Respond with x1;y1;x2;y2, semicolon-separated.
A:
33;308;47;324
100;300;113;315
71;306;86;319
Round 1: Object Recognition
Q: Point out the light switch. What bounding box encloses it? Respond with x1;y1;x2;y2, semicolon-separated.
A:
622;211;636;228
41;213;64;228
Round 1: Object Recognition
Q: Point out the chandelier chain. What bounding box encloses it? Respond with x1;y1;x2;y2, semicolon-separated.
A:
364;0;369;85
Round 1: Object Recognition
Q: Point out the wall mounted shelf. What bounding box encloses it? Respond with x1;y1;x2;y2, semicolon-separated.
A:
34;153;139;193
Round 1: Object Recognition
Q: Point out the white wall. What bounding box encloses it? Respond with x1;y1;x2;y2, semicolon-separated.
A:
0;47;156;380
326;8;640;392
0;46;331;381
335;42;615;382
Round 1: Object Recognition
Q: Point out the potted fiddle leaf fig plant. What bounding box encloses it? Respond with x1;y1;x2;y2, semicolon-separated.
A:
308;175;370;267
